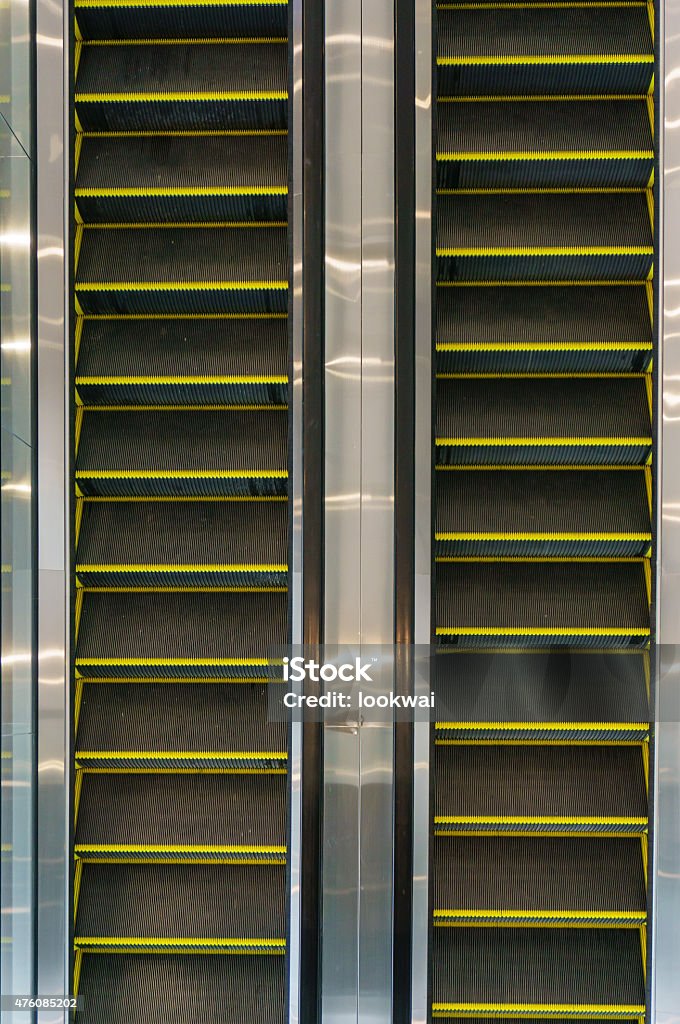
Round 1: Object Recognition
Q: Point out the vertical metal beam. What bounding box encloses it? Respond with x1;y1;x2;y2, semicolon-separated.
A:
300;0;325;1019
412;0;433;1021
653;0;680;1018
35;0;69;1018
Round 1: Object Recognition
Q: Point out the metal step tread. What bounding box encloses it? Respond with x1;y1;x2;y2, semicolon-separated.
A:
76;682;286;766
76;42;287;101
437;6;652;62
437;99;652;158
76;953;285;1024
435;377;650;443
75;0;287;42
432;835;646;920
77;500;287;571
76;589;287;666
75;771;286;855
431;926;645;1012
77;133;287;195
436;192;652;255
433;743;648;828
435;469;650;537
435;559;650;636
432;650;649;729
76;225;287;289
75;862;285;949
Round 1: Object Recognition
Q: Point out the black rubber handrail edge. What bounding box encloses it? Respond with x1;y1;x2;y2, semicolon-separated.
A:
393;0;416;1020
300;0;324;1020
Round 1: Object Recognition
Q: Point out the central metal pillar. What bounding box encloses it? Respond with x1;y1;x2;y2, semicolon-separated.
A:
322;0;396;1020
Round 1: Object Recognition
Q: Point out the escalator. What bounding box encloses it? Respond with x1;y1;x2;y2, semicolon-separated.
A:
429;1;655;1017
71;3;290;1022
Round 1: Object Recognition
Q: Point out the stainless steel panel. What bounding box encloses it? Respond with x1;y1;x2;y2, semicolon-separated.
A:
0;0;32;156
412;0;432;1019
655;1;680;1020
289;0;303;1019
35;0;69;1015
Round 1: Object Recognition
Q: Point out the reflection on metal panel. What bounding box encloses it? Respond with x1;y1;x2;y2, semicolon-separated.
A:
35;0;69;1017
656;0;680;1019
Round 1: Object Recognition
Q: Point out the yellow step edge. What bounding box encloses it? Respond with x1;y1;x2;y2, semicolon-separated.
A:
75;375;288;385
437;54;653;66
75;470;288;479
434;815;648;825
81;496;288;501
75;91;287;102
432;1004;645;1016
435;556;648;562
75;657;278;666
81;403;286;410
438;187;647;195
80;312;287;319
76;0;286;6
78;767;287;774
434;909;647;921
78;585;287;592
74;937;286;949
435;533;652;541
436;464;648;470
75;187;288;197
437;150;652;162
76;281;288;291
437;279;645;286
76;563;288;572
435;721;648;731
75;844;286;854
436;342;652;351
436;246;653;257
436;627;651;636
435;436;652;446
81;130;288;137
437;372;646;378
75;750;287;761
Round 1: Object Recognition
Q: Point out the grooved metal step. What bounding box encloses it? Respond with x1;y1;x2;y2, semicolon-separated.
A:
431;926;646;1014
433;835;646;925
437;98;653;188
435;284;653;374
76;589;287;676
75;771;287;859
76;408;288;496
437;6;654;96
76;681;287;769
435;376;652;466
76;133;288;222
75;41;287;131
433;743;648;833
75;862;286;951
75;225;287;314
76;954;286;1024
432;649;649;741
76;499;288;586
436;192;653;282
75;0;288;42
435;468;651;556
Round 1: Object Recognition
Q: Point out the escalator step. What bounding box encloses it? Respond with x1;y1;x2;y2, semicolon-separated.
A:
437;7;653;96
75;315;287;405
433;835;646;924
75;225;287;315
76;681;287;769
76;499;287;586
75;42;287;131
435;468;651;556
435;560;650;646
436;193;653;282
76;408;287;496
75;0;288;41
431;927;645;1013
76;133;288;223
75;862;285;951
436;284;652;373
432;650;649;741
437;98;653;189
433;743;648;832
77;953;285;1024
75;771;286;858
76;589;286;676
435;377;651;466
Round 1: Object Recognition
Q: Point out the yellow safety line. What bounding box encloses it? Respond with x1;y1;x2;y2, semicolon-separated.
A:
75;750;286;761
435;437;652;446
75;375;288;385
437;149;653;161
77;563;288;572
437;54;653;66
437;1;646;5
436;626;651;636
75;187;287;197
76;281;288;291
437;342;651;351
75;657;277;666
433;909;647;920
75;843;286;854
76;471;287;482
76;0;287;5
74;937;286;948
81;130;288;137
81;495;287;501
81;312;287;319
435;532;651;541
436;555;647;562
436;721;648;731
73;860;83;924
436;464;647;470
434;815;648;825
78;767;287;774
432;1004;645;1015
80;585;286;592
81;403;286;410
437;371;646;378
437;245;653;257
76;91;287;102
